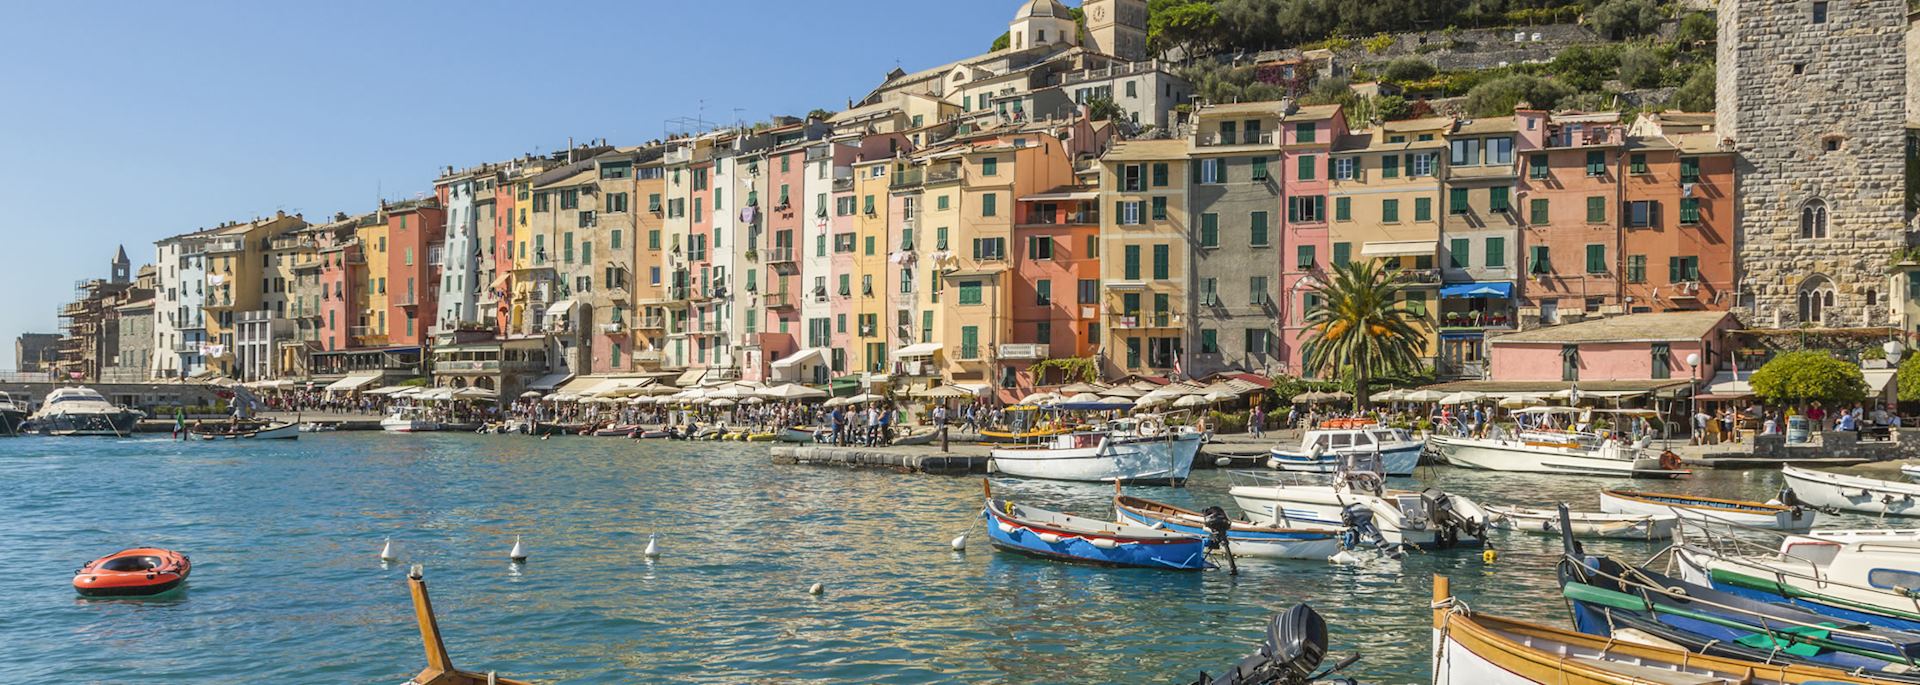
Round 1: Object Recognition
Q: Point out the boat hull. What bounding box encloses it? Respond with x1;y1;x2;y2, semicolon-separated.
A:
983;500;1209;570
1230;484;1489;549
1430;435;1677;477
1599;490;1814;531
1782;465;1920;517
191;423;299;440
1674;547;1920;632
1113;506;1342;559
31;411;141;436
381;419;444;433
0;409;25;436
1267;444;1422;476
990;434;1201;483
1487;506;1676;540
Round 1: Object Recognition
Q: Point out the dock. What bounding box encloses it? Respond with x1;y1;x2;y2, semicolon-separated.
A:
770;444;991;475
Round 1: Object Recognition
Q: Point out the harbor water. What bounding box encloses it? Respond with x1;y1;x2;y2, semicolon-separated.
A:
0;434;1864;683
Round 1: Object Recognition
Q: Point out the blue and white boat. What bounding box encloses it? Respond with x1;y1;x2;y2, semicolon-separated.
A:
1113;494;1344;560
1267;424;1423;477
983;492;1211;570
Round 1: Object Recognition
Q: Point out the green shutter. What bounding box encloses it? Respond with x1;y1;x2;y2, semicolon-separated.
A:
1586;197;1605;223
1152;244;1169;280
1382;155;1399;178
1680;198;1701;224
1414;197;1432;222
1489;186;1510;213
1332;242;1351;267
1151;196;1167;220
1449;188;1469;215
1124;245;1140;280
1250;211;1269;246
1529;153;1548;180
1200;214;1218;247
1297;245;1315;269
1530;198;1550;225
1485;236;1505;268
1449;238;1469;269
1297;155;1314;181
1334;196;1351;222
1586;245;1606;274
1382;199;1399;223
982;193;996;217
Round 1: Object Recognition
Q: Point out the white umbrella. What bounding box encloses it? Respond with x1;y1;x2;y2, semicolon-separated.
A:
627;397;651;406
454;387;497;400
914;385;975;399
823;396;847;407
742;396;766;405
1098;385;1146;399
1498;395;1546;409
1403;389;1446;402
1063;392;1105;403
1438;391;1485;405
1204;391;1238;403
1020;391;1062;405
759;384;829;400
710;398;737;408
1057;382;1107;394
1373;388;1408;402
1173;394;1210;408
705;385;748;400
1134;395;1170;408
520;390;544;399
846;392;884;404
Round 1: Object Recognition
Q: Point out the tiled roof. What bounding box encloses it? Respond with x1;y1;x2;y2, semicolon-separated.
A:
1490;311;1733;344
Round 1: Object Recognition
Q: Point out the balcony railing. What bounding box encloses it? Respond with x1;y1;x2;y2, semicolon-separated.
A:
1197;131;1276;147
763;292;793;309
638;314;666;329
393;292;419;307
998;343;1050;360
599;322;629;335
766;246;795;264
926;167;961;183
832;177;854;192
889;168;924;189
436;360;501;373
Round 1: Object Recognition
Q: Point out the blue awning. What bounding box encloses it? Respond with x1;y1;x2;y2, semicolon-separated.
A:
1440;282;1514;299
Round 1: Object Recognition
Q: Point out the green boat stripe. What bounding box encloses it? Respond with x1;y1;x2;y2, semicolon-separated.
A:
1709;568;1920;622
1561;581;1910;665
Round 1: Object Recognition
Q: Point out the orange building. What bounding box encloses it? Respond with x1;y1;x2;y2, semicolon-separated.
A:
1008;187;1102;391
1619;129;1737;314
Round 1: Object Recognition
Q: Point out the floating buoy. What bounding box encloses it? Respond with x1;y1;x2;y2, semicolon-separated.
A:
1328;550;1361;565
996;522;1017;535
1035;532;1064;544
509;536;527;563
1482;548;1499;564
808;582;824;595
644;534;659;559
1214;457;1233;467
950;534;967;551
380;538;397;563
1088;538;1119;549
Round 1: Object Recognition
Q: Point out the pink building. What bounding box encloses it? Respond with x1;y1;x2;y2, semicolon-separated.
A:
1486;310;1734;385
1277;106;1347;373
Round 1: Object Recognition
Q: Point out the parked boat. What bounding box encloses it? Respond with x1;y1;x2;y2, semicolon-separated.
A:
1673;523;1920;630
776;426;820;443
0;391;28;436
1266;423;1423;477
27;386;143;436
891;429;937;446
1432;574;1905;685
989;417;1203;484
403;567;532;685
298;421;340;433
1781;465;1920;517
1228;468;1489;549
1599;488;1815;531
1186;603;1362;685
1903;464;1920;484
381;407;444;433
1560;542;1920;679
978;425;1078;444
1430;430;1685;478
73;548;190;597
1115;494;1345;560
983;483;1210;570
1485;505;1676;540
189;421;298;440
591;425;643;437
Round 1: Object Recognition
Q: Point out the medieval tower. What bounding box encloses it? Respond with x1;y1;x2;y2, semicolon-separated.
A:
1084;0;1149;62
1717;0;1908;327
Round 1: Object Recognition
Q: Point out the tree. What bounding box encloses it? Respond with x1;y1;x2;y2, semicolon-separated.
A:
1674;11;1716;49
1588;0;1664;40
1149;0;1221;56
1465;74;1574;117
1671;63;1716;112
1898;354;1920;403
1552;44;1622;92
1300;260;1432;410
1085;96;1124;122
1749;351;1869;408
991;32;1010;52
1381;57;1437;84
1617;45;1664;89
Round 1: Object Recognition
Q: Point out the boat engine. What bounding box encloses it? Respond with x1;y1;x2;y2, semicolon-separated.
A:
1422;490;1484;549
1339;504;1386;551
1188;603;1359;685
1203;505;1239;575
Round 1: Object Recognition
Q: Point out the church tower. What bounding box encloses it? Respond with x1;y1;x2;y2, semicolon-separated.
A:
110;245;129;285
1085;0;1148;62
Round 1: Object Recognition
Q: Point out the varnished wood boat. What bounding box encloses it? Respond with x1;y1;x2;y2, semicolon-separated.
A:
1600;488;1815;531
406;567;530;685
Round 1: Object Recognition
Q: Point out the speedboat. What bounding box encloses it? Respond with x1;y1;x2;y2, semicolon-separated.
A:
989;416;1203;484
1228;462;1490;549
28;386;143;436
298;421;340;433
0;391;27;436
983;484;1211;570
73;548;190;597
1600;488;1816;531
1781;465;1920;517
1673;524;1920;630
1114;494;1345;560
381;406;443;433
1267;423;1423;476
1486;505;1676;541
190;420;298;440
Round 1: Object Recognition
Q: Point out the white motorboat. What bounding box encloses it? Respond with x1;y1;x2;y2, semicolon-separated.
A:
1673;523;1920;626
380;407;444;433
1781;465;1920;517
1267;423;1423;476
1485;505;1676;540
298;422;340;433
1598;488;1816;531
989;416;1202;484
1430;408;1684;477
1228;468;1490;549
26;386;144;436
1903;463;1920;484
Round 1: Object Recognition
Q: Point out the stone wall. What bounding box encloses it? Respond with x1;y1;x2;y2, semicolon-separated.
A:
1717;0;1909;328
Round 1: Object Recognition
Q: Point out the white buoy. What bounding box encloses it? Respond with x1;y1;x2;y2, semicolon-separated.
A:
509;536;527;562
996;522;1017;535
644;534;659;559
808;582;824;595
1036;532;1064;544
950;534;967;551
1328;550;1360;565
380;537;397;562
1088;538;1120;549
1214;457;1233;467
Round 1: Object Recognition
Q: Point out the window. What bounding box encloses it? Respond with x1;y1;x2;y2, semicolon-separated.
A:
1198;213;1218;247
1585;151;1606;177
1449;188;1471;215
1628;200;1655;228
1287;196;1325;222
1411;153;1435;176
560;189;579;210
971;237;1006;261
1680;198;1701;225
1669;256;1700;282
1529;153;1549;180
1199;277;1218;306
1487;138;1513;165
1414;197;1432;222
1295;122;1317;143
958;281;983;305
1245;329;1271;356
1332;242;1351;267
1086;235;1099;258
865;236;876;256
960;326;980;359
1585;244;1607;274
937;195;950;210
1526;198;1551;226
1079;279;1098;304
1334;197;1351;222
1381;155;1400;179
1489;187;1511;213
1249;276;1269;305
1122;164;1145;191
1562;345;1580;382
1028;235;1055;260
1251;211;1270;246
1296;155;1314;181
1629;154;1648;175
1151;163;1169;187
1649;342;1671;380
1627;255;1647;283
1529;245;1552;274
981;193;997;217
936;227;949;250
1200;329;1219;354
1680;157;1701;184
1449;238;1470;269
1403;291;1427;317
1123;245;1141;280
1586;196;1607;223
981;157;998;176
1485;236;1506;268
1036;279;1052;305
1152;244;1170;280
1119;200;1143;225
1450;138;1481;166
1297;245;1316;270
1199;158;1224;184
1151;196;1167;220
1334;157;1355;180
1252;157;1270;181
1801;199;1828;239
1812;0;1828;23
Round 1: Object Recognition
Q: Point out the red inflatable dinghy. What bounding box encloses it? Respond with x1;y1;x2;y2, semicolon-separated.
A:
73;548;191;597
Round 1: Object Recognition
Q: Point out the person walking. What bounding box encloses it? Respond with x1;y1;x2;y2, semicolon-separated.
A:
1250;405;1266;439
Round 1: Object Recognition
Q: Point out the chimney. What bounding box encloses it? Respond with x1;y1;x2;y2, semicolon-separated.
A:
276;210;286;219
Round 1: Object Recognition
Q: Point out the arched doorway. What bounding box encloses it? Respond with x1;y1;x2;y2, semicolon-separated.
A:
1797;276;1836;325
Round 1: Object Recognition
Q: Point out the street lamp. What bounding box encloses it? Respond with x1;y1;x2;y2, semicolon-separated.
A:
1885;339;1906;362
1686;352;1702;445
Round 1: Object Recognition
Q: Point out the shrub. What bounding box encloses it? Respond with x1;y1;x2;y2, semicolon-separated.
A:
1552;44;1622;92
1618;45;1665;89
1381;57;1437;83
1675;12;1716;48
1671;63;1715;112
1900;355;1920;402
1750;350;1868;407
1207;410;1250;434
1589;0;1665;40
1465;75;1574;117
1363;33;1397;55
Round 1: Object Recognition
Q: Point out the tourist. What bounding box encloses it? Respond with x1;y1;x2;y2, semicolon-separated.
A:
1838;408;1859;432
1692;409;1712;445
1249;405;1265;438
1762;413;1779;435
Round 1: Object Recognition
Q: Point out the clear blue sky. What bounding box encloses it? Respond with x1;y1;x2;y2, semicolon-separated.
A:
0;0;1028;369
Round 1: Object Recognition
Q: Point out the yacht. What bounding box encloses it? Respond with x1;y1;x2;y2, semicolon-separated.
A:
1428;407;1686;478
26;386;144;436
380;406;444;433
1268;421;1423;476
0;392;27;436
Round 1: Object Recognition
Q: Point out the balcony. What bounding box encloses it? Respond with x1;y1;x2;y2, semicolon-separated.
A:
1197;131;1276;147
1108;310;1184;330
599;322;629;336
832;177;854;193
437;360;501;373
998;343;1050;360
762;292;794;310
889;168;924;189
393;292;420;308
664;147;694;165
349;326;374;338
766;246;796;266
638;314;666;330
206;237;247;254
634;349;664;364
172;342;203;355
926;166;962;184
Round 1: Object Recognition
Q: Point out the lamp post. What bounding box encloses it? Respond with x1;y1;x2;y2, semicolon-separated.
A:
1687;352;1702;445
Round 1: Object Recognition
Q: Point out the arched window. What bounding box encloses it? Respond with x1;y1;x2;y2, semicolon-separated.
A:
1800;199;1829;239
1797;276;1836;325
1868;289;1879;307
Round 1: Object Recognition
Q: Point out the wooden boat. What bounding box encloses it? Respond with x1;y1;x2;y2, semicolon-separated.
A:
990;417;1203;484
1432;574;1908;685
983;482;1210;570
190;421;299;440
890;429;937;446
404;567;531;685
777;426;821;443
1559;545;1920;679
1673;525;1920;631
1485;505;1676;540
1782;465;1920;517
1600;488;1815;531
977;425;1077;444
1114;494;1343;560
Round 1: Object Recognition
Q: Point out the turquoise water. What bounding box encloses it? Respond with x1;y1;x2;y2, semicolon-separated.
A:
0;434;1879;683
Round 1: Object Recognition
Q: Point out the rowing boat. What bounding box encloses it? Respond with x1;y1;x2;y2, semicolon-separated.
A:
1486;505;1675;540
1781;465;1920;517
1114;494;1344;560
1599;488;1816;531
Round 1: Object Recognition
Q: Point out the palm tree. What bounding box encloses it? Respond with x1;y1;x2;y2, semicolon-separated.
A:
1300;260;1433;411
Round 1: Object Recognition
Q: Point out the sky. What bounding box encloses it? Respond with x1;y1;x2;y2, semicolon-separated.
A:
0;0;1028;369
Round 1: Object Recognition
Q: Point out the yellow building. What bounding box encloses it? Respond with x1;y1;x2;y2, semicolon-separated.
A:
851;157;893;373
1326;116;1451;360
200;213;307;376
357;210;391;347
1098;139;1190;376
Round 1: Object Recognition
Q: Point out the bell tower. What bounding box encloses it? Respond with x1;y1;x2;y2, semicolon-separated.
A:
1085;0;1149;62
110;245;130;285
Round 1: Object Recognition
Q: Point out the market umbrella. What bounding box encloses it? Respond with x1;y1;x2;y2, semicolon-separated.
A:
1403;389;1447;403
913;385;975;399
710;398;737;408
628;397;652;406
823;396;848;407
520;391;544;399
1020;392;1062;405
742;396;766;405
1134;395;1170;408
1498;395;1546;409
845;392;885;404
453;387;497;400
1098;385;1146;399
1373;388;1408;402
1204;391;1238;403
1438;391;1485;405
1058;382;1107;394
1290;391;1324;404
1173;394;1211;408
759;384;829;400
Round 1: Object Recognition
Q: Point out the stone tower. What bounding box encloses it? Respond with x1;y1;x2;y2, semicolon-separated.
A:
110;245;129;284
1085;0;1149;62
1717;0;1908;328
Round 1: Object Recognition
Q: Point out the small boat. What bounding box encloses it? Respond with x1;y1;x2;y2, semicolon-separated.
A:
890;429;937;446
1560;541;1920;679
1903;464;1920;484
1430;408;1686;478
381;407;444;433
1229;466;1489;549
1673;525;1920;630
637;429;670;439
1267;424;1423;477
1781;465;1920;517
1115;494;1344;560
1432;574;1905;685
73;548;190;597
1599;488;1815;531
591;425;643;437
983;483;1211;570
189;421;299;440
403;567;532;685
0;391;28;437
28;386;144;436
1186;603;1363;685
989;416;1203;484
743;432;777;442
777;426;822;443
978;425;1078;444
1486;505;1676;540
298;421;340;433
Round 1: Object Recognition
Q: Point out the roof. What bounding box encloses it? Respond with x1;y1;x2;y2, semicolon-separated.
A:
1382;116;1454;132
1104;139;1189;161
1671;132;1732;155
1491;311;1733;345
1420;379;1694;395
534;167;595;190
1196;100;1289;118
1282;103;1342;122
1014;0;1072;19
1453;117;1518;135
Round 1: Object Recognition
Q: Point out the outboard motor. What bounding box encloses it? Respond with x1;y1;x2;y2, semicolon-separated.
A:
1339;503;1383;550
1202;505;1238;576
1188;603;1360;685
1423;490;1483;549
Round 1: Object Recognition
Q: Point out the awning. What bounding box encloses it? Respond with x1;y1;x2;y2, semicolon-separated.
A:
1019;190;1100;201
557;376;610;395
525;372;573;392
673;367;709;387
771;348;828;369
1865;368;1897;395
365;385;415;396
489;273;512;289
1705;371;1751;396
1440;281;1514;299
325;371;383;393
893;342;942;358
545;300;576;318
1360;240;1435;258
